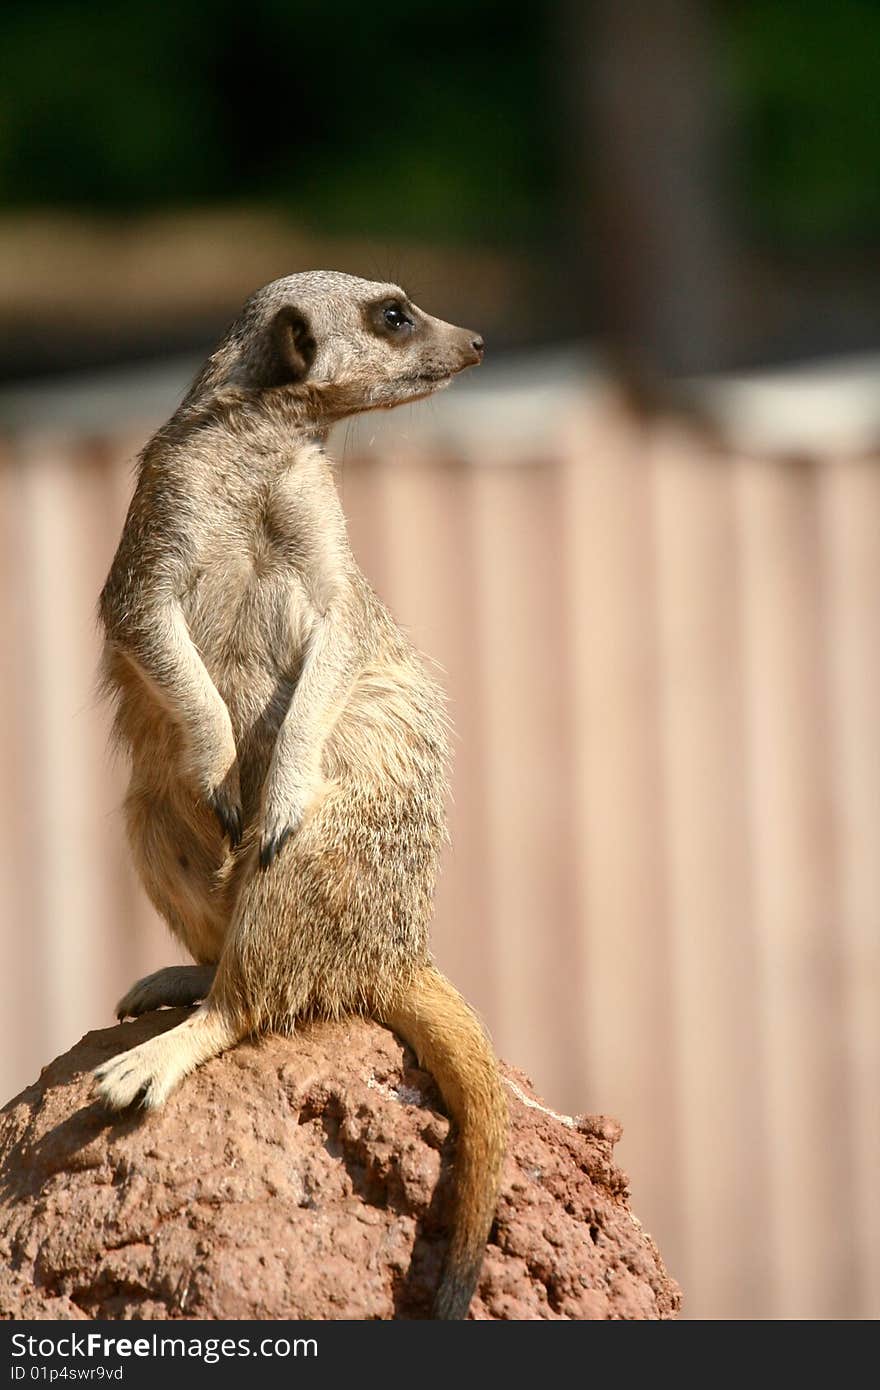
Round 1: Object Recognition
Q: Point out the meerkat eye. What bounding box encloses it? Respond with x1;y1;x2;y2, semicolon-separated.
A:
383;305;412;331
365;299;416;339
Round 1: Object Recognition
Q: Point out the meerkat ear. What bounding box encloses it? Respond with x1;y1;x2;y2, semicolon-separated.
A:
264;306;317;386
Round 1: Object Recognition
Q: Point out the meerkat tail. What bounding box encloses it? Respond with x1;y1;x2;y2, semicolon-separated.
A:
384;964;508;1321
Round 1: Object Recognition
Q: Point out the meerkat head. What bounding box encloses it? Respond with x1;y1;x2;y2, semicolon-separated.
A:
196;271;484;423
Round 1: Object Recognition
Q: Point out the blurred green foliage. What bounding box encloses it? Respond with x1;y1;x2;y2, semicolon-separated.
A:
1;0;878;250
727;0;880;246
0;0;555;243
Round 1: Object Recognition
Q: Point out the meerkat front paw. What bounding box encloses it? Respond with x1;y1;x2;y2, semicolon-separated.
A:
205;771;243;848
259;771;324;868
116;964;216;1020
259;800;303;869
185;716;243;847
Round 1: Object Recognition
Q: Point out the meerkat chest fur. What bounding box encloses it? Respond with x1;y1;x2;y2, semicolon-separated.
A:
181;436;350;742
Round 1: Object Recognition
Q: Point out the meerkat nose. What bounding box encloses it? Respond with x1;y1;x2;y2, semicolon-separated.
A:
471;335;484;357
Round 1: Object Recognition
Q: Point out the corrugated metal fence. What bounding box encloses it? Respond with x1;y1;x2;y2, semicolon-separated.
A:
1;391;878;1319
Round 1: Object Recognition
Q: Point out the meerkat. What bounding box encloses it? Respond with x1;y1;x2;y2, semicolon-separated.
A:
94;271;508;1320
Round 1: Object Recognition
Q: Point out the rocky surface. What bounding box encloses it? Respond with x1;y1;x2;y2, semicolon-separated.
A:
0;1010;679;1320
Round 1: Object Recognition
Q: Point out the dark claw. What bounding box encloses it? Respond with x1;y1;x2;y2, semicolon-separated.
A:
208;792;243;849
260;825;292;870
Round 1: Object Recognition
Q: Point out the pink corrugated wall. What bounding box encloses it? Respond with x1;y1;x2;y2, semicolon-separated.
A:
1;400;878;1319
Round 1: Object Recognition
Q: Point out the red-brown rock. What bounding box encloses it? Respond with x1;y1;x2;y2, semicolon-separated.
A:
0;1010;680;1320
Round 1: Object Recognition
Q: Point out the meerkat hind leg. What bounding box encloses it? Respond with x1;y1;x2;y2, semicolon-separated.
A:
116;964;217;1020
95;1001;238;1111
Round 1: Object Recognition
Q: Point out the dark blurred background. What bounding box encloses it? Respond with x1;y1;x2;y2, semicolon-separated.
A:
2;0;879;379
